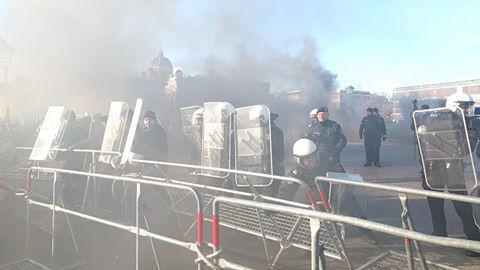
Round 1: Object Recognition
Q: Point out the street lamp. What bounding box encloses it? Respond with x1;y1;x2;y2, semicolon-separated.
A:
0;36;14;83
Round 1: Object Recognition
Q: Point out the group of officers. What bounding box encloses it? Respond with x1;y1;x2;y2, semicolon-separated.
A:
53;93;480;257
278;97;480;256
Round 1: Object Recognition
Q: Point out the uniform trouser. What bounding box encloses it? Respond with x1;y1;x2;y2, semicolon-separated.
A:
421;166;480;240
364;135;382;164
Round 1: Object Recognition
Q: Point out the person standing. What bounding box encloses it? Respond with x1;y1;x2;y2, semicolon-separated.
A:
415;93;480;257
304;107;347;173
359;108;382;167
133;110;169;176
373;107;387;165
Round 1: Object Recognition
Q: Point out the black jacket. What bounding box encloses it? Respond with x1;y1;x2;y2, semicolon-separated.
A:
304;120;347;161
58;123;89;171
135;124;168;162
359;115;383;138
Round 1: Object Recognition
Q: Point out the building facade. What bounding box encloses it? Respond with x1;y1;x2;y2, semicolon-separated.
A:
392;79;480;121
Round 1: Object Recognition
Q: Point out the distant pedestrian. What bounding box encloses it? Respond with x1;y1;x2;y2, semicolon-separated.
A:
359;108;383;167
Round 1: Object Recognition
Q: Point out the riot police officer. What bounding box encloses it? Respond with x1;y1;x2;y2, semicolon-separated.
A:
277;138;374;239
304;107;347;173
58;110;89;207
416;92;480;257
309;108;319;126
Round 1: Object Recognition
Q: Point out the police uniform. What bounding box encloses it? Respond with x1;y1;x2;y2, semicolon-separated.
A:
277;157;373;238
304;118;347;173
359;111;383;166
264;114;285;197
417;110;480;241
57;113;89;207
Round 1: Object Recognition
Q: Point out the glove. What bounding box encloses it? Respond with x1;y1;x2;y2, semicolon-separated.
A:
382;136;386;141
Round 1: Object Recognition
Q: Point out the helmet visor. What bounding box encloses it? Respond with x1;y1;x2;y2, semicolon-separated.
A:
295;153;320;170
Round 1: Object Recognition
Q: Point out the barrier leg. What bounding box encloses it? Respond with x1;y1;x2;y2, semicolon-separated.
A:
51;174;57;261
80;174;91;213
136;183;140;270
271;216;303;268
58;196;79;253
399;194;415;270
399;193;428;270
141;208;161;270
254;208;272;268
311;219;329;270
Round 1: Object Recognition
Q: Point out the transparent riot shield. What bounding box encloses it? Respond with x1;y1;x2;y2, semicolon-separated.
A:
98;102;130;164
180;106;203;164
414;107;477;191
30;106;71;161
200;102;234;178
120;98;143;166
234;105;273;187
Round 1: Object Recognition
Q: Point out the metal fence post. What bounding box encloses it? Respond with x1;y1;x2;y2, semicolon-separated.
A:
51;172;57;261
317;242;327;270
399;193;414;270
398;193;428;270
311;218;327;270
136;182;140;270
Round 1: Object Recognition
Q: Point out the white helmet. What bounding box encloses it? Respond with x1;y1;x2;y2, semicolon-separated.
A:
446;89;475;114
192;108;204;125
293;138;319;169
309;108;319;118
248;105;269;123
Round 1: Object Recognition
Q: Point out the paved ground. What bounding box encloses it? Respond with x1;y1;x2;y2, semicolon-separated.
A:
1;140;480;269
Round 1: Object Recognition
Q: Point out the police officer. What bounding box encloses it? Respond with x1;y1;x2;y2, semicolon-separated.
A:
189;107;204;166
372;107;387;141
265;112;285;197
57;110;89;207
416;93;480;257
304;107;347;173
309;108;319;126
359;108;383;167
277;138;374;239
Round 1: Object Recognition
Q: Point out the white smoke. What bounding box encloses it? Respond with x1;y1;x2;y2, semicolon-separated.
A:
4;0;336;115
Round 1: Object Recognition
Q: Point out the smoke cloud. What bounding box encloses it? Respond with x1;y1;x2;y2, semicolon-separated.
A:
4;0;337;116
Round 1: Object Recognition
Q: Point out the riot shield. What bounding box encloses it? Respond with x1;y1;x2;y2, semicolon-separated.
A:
30;106;71;161
180;106;203;164
324;172;365;213
234;105;273;187
414;107;477;191
200;102;234;178
120;98;143;166
99;102;130;164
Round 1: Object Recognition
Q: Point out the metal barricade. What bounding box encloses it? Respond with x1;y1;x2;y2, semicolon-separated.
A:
130;159;352;269
21;167;210;270
315;175;480;270
211;196;480;270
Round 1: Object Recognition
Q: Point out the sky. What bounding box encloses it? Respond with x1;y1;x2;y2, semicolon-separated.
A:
1;0;480;94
